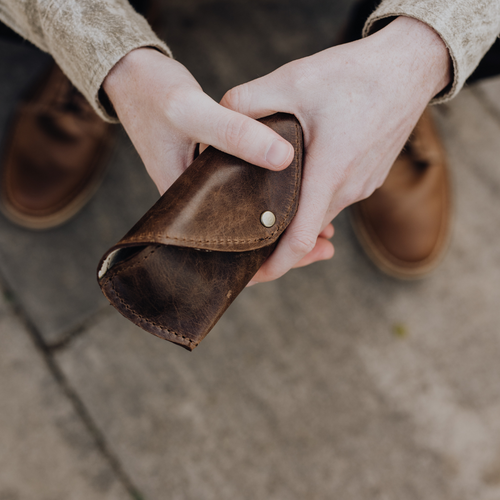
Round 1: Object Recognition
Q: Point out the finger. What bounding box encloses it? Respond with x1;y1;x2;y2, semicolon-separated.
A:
318;202;346;236
252;154;338;281
249;226;334;284
250;206;328;283
252;236;333;283
220;73;292;119
291;237;334;269
247;236;334;284
189;96;294;171
319;223;334;239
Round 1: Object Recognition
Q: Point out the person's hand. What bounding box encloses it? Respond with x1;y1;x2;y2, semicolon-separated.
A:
102;48;296;194
220;16;451;284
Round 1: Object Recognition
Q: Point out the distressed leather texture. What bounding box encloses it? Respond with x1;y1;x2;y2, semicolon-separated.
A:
98;113;303;350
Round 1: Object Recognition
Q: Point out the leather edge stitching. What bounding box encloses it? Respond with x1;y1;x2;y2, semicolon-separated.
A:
121;120;302;247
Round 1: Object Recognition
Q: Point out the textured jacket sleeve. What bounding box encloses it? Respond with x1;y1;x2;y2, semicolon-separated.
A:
363;0;500;103
0;0;172;121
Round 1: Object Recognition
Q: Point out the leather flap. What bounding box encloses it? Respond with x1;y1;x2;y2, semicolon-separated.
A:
116;113;301;253
96;114;303;348
98;114;302;278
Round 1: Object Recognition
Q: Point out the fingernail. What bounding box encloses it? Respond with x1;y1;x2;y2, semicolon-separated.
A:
266;140;292;168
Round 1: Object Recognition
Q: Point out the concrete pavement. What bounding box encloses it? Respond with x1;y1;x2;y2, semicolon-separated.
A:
1;1;500;498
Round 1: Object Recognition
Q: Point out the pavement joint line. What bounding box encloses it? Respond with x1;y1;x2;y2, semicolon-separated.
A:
0;278;145;500
48;304;115;352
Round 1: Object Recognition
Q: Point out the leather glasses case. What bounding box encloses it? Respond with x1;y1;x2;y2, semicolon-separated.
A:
97;113;303;350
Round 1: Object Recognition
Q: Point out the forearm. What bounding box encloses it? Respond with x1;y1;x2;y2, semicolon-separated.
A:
366;0;500;102
0;0;171;121
363;16;451;105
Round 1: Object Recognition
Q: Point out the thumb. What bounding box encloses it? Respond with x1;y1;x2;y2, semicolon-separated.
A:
220;78;285;119
194;97;294;171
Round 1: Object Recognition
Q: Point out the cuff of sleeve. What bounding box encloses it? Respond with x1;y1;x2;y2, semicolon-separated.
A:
40;2;172;122
90;38;172;122
362;7;458;104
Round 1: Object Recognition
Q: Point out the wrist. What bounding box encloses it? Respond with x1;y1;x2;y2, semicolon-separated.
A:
368;16;451;102
103;47;169;109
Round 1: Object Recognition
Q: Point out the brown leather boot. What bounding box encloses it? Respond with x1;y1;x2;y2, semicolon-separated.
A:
350;109;451;279
1;63;114;229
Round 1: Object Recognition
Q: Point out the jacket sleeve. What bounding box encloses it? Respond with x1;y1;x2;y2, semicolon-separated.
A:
363;0;500;103
0;0;172;121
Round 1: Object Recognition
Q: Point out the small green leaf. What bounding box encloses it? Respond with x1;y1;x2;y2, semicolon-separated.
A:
392;323;408;338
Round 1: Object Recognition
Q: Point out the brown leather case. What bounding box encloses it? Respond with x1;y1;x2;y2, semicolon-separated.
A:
97;113;303;350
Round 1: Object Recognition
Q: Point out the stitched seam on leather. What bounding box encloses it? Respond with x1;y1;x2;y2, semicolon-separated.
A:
109;282;198;347
102;246;198;347
125;121;302;247
102;246;158;280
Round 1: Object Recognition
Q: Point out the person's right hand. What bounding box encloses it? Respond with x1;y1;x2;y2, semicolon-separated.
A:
219;16;451;284
102;48;296;195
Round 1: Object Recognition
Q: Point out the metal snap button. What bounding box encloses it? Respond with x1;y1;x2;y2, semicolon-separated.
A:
260;211;276;228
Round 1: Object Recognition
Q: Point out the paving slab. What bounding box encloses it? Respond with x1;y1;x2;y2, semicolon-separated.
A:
56;89;500;499
0;41;160;345
0;287;131;500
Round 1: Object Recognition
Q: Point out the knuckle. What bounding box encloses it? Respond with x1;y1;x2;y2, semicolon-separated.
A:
257;266;281;283
288;231;317;257
285;59;317;93
359;178;380;201
221;85;244;111
375;174;387;190
334;187;355;211
353;186;370;203
161;87;193;124
341;182;367;207
221;114;251;150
